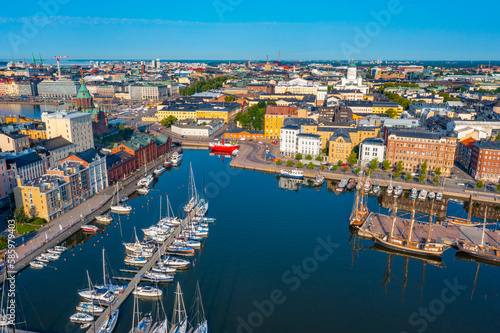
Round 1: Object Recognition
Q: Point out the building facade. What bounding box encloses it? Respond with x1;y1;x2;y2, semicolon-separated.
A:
264;106;290;139
61;148;108;196
470;140;500;181
44;111;94;153
359;138;386;166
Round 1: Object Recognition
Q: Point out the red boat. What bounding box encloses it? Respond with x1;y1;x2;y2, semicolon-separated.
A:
209;139;240;153
81;225;99;233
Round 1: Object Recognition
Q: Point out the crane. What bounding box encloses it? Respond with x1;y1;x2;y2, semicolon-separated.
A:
54;55;69;79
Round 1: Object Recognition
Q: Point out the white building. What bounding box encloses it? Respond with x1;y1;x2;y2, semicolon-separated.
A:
297;134;321;157
333;63;369;94
359;138;386;166
280;125;300;157
171;119;224;137
38;79;81;98
43;111;94;153
275;78;319;95
447;120;500;139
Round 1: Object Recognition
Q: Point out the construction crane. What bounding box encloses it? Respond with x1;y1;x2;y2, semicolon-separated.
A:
54;55;69;79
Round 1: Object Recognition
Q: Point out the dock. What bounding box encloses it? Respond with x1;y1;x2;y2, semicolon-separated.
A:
86;206;196;333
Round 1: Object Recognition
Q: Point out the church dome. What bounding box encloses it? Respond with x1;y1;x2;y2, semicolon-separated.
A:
348;63;356;68
77;81;92;99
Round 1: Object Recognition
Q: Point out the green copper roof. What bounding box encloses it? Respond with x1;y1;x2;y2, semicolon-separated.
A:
348;63;356;68
77;81;92;99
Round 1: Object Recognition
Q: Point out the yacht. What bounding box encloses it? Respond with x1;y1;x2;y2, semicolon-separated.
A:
171;152;183;166
29;261;46;269
133;286;163;297
154;165;166;175
394;185;403;197
125;256;148;266
161;256;189;268
411;188;418;199
111;182;132;214
40;252;60;261
151;265;177;274
386;185;393;195
137;187;150;195
138;174;154;187
336;179;348;191
144;271;174;282
78;287;115;305
70;312;93;324
436;192;443;201
280;169;304;179
418;189;428;200
313;174;325;187
76;302;105;314
95;215;113;223
81;225;99;233
428;191;436;200
53;245;67;252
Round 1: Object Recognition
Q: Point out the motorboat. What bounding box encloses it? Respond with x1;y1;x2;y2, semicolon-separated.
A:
154;166;166;175
164;161;172;168
35;256;50;263
40;252;59;261
280;169;304;179
138;175;154;187
387;185;393;195
411;188;418;199
125;256;148;266
95;215;113;223
418;189;428;201
151;265;177;274
346;178;356;190
144;271;174;282
166;245;195;256
137;187;150;195
313;174;325;187
161;256;189;268
133;286;163;298
336;179;348;191
171;152;183;166
46;248;63;255
394;185;403;197
53;245;67;252
70;312;93;324
76;302;105;314
203;217;216;223
173;239;201;249
29;261;46;269
372;184;381;195
428;191;436;200
81;225;99;233
436;192;443;201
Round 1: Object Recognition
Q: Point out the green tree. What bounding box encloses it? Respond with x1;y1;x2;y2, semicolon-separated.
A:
419;175;427;182
348;151;358;166
406;173;413;180
496;184;500;192
385;108;399;119
366;169;373;175
354;168;361;174
297;161;304;168
13;206;28;224
396;161;404;172
434;167;442;176
337;160;343;167
118;123;125;131
275;159;282;165
307;162;315;169
433;176;440;184
420;160;428;175
476;181;484;189
0;236;6;250
305;155;313;160
315;155;323;162
394;172;402;178
224;95;236;102
161;115;177;127
322;147;328;154
286;160;294;167
332;165;339;171
383;160;391;170
495;133;500;141
369;158;379;171
295;153;303;160
321;164;326;170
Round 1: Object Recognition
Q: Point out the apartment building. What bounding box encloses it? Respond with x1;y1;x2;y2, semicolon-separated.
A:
470;140;500;181
61;148;108;196
264;106;290;139
44;111;94;153
0;132;30;153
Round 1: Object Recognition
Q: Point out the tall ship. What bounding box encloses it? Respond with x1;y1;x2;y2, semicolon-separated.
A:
349;175;370;227
209;138;240;153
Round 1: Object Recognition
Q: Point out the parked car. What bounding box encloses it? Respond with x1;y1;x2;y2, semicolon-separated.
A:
456;182;465;186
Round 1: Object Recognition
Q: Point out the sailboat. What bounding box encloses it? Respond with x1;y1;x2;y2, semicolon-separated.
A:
95;303;120;333
132;283;153;333
95;248;125;295
111;182;132;213
457;208;500;263
171;283;188;333
184;163;199;213
138;150;154;187
78;271;115;305
195;172;209;217
349;174;370;227
371;196;448;257
387;175;393;195
190;282;208;333
446;195;484;226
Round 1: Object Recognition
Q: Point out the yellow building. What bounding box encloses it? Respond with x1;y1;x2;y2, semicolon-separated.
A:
13;176;73;221
157;106;197;121
264;106;290;139
19;128;47;141
156;103;240;123
372;103;404;117
328;130;353;165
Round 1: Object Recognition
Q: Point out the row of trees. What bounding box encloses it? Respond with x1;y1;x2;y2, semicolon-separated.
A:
179;76;231;96
160;115;177;127
276;159;319;170
234;101;276;131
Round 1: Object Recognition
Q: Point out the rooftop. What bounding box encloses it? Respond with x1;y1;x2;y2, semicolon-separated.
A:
40;137;74;151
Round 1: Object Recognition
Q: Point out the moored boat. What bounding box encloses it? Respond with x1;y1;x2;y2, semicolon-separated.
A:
336;178;348;191
154;165;166;175
280;169;304;179
133;286;163;298
95;215;113;223
70;312;93;324
171;152;183;166
418;189;428;201
209;138;240;153
81;225;99;233
29;261;46;269
428;191;435;200
313;174;325;187
410;188;418;199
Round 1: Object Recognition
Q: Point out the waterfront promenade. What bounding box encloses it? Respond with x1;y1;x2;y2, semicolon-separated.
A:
11;152;172;273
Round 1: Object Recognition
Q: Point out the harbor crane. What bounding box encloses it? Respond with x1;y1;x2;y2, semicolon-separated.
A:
54;55;69;79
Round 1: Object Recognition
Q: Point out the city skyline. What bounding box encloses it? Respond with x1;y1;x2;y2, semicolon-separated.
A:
1;0;499;60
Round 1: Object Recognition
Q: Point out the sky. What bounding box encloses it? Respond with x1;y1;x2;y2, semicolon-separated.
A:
0;0;499;61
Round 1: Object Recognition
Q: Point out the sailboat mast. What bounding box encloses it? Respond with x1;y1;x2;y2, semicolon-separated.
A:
102;248;106;285
468;195;473;222
390;196;397;239
481;207;488;248
407;198;416;243
426;200;434;243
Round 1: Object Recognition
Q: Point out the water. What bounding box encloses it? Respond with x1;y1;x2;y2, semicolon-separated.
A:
0;104;64;120
12;150;500;333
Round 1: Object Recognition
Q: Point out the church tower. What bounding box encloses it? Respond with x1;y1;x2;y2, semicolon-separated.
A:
347;62;357;81
76;80;94;110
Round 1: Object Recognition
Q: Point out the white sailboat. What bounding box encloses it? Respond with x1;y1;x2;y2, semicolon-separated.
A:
95;248;125;295
184;163;199;213
171;283;188;333
111;182;132;214
191;282;208;333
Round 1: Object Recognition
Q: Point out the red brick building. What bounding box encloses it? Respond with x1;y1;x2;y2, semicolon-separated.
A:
455;138;476;172
470;140;500;181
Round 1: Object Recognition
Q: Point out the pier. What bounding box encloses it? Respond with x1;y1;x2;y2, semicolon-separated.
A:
86;206;196;332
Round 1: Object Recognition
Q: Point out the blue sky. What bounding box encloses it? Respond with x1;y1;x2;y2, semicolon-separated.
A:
1;0;499;61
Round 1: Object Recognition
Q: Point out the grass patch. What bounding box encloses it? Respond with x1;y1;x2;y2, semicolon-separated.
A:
15;223;41;235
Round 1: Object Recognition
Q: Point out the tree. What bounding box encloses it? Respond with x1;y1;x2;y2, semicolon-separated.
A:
332;165;339;171
383;160;391;170
396;161;404;172
322;147;328;154
295;153;303;160
366;169;373;175
118;123;125;131
433;176;440;184
348;151;358;166
419;175;427;182
297;161;304;168
286;160;294;167
161;115;177;127
434;167;442;176
13;206;28;224
321;164;326;170
354;168;361;174
0;236;6;250
495;133;500;141
406;173;413;180
385;108;399;119
307;162;315;169
496;184;500;192
275;159;282;165
337;160;343;167
224;95;236;102
420;160;428;175
476;181;484;189
394;172;402;178
369;158;379;171
305;155;313;160
315;155;323;162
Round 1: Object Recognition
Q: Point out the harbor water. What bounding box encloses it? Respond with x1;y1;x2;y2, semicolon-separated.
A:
13;150;500;333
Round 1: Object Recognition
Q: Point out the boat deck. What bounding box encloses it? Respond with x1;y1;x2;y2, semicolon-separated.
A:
359;212;500;249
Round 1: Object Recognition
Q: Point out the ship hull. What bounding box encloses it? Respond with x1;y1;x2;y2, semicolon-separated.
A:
209;145;240;153
374;237;444;258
